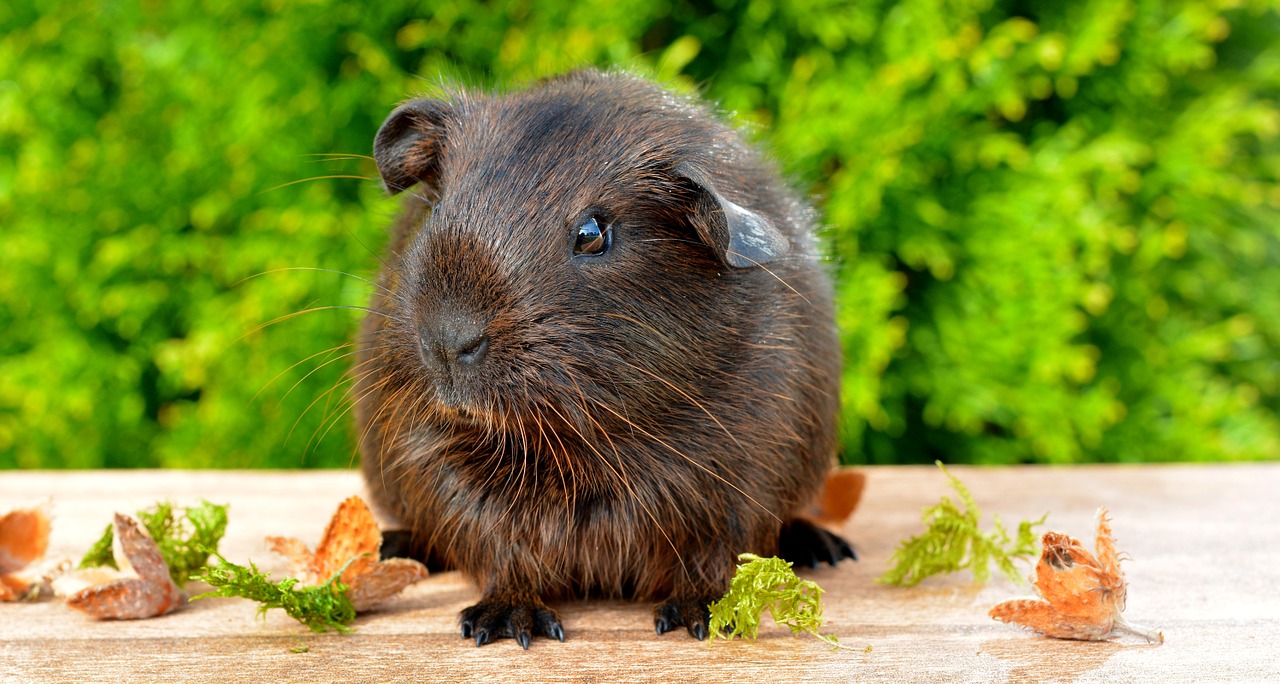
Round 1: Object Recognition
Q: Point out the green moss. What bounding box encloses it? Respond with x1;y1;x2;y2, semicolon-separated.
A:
78;500;229;586
879;462;1043;587
192;554;357;634
708;553;845;649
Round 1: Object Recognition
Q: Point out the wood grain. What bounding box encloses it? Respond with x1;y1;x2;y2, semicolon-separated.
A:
2;465;1278;683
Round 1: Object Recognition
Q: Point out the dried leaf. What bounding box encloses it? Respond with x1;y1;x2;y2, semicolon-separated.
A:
989;507;1163;643
63;513;185;619
0;506;51;601
266;496;427;612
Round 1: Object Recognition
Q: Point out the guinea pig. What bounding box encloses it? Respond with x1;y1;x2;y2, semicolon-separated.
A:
355;69;852;648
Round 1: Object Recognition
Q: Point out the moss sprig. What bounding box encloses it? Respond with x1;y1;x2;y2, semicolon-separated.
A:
879;461;1044;587
191;553;357;633
708;553;851;650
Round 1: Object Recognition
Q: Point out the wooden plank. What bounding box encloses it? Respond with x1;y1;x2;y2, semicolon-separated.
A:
2;465;1278;682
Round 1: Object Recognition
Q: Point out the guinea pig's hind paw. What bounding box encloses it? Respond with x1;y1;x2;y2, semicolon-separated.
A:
778;518;858;569
459;600;564;648
654;597;713;640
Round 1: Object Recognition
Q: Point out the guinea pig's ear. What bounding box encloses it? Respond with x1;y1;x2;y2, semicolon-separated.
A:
675;163;790;269
373;99;453;196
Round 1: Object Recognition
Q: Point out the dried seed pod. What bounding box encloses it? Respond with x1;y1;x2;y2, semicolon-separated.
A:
0;506;52;601
64;514;185;619
266;496;427;612
346;558;433;612
990;507;1163;643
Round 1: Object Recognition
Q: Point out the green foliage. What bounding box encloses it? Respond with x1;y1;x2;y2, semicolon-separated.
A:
708;553;843;649
78;499;229;586
193;554;357;633
880;462;1043;587
1;1;1277;467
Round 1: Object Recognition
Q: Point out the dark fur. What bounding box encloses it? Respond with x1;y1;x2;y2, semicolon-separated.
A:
356;70;845;647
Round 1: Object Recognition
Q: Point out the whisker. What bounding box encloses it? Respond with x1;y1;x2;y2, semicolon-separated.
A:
369;379;419;486
231;266;392;297
234;305;400;346
307;365;402;457
252;341;355;404
351;371;405;468
257;175;375;195
723;248;812;307
290;364;382;445
308;383;372;457
278;344;394;406
303;152;375;162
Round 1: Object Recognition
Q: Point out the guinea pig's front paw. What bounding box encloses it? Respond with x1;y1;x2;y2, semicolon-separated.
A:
778;518;858;569
459;598;564;649
654;596;714;640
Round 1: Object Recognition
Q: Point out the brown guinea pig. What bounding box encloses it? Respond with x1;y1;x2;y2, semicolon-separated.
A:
356;69;852;648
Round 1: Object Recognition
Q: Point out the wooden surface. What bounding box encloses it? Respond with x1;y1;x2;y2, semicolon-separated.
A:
2;464;1278;683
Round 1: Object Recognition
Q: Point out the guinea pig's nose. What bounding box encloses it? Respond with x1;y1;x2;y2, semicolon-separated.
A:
450;326;489;366
419;316;490;369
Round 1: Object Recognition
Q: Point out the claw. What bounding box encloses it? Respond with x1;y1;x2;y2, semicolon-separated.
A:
654;596;714;640
839;537;858;561
458;598;564;648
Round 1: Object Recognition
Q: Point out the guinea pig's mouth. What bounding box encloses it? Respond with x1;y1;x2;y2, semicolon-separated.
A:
435;403;488;426
426;384;496;426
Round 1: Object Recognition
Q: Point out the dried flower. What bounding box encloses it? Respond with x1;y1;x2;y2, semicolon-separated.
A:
265;496;428;612
989;507;1163;643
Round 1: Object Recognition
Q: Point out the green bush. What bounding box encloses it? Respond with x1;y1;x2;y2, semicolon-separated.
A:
1;0;1276;468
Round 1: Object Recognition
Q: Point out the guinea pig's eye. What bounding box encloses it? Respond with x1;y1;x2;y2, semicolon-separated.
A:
573;216;612;257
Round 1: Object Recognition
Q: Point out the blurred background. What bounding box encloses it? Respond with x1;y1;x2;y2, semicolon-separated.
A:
1;0;1277;469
